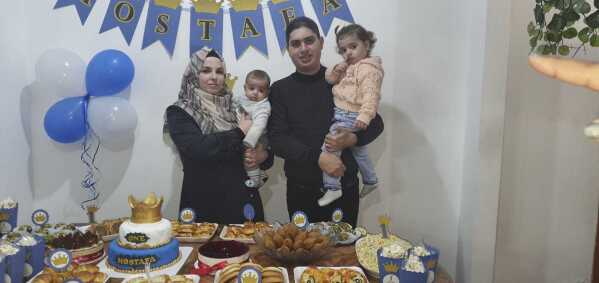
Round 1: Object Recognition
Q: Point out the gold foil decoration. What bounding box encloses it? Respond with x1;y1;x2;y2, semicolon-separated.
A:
153;0;182;9
225;73;238;91
128;193;164;223
270;0;289;4
192;0;222;14
230;0;260;11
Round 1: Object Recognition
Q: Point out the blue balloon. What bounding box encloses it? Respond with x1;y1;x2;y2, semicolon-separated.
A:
44;96;88;143
86;49;134;96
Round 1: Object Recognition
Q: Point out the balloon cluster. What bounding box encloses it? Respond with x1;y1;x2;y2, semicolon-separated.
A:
39;49;137;143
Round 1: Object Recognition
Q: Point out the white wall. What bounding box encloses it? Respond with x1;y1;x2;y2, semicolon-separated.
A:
0;0;499;280
0;2;33;226
495;0;599;282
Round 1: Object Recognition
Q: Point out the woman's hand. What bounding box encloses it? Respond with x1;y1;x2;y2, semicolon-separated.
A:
239;113;252;135
324;127;357;152
244;144;268;169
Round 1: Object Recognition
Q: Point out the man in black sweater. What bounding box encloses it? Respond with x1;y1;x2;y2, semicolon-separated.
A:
267;17;383;226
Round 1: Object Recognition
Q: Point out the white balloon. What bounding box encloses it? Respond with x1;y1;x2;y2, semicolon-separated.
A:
87;97;138;141
35;49;86;97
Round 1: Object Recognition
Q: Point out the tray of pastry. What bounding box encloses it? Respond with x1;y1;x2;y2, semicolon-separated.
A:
219;221;272;244
214;263;289;283
29;263;108;283
293;266;369;283
124;274;200;283
171;221;218;243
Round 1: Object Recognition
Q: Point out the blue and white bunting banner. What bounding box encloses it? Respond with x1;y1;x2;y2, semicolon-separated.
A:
100;0;147;45
142;0;182;56
310;0;354;36
268;0;304;52
54;0;356;59
54;0;97;25
230;1;268;59
190;7;224;57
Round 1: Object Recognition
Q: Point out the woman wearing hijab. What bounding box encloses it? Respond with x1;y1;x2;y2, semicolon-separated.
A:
164;47;271;223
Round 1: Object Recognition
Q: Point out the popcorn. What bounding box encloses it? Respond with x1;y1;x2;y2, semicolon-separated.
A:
404;254;426;273
382;243;408;259
412;245;431;257
0;198;16;209
0;243;19;256
17;235;37;247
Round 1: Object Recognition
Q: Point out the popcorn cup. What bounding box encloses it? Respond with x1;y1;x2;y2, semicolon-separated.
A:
398;268;428;283
377;248;404;280
0;255;6;283
0;204;17;236
420;244;440;273
2;244;25;283
19;235;45;280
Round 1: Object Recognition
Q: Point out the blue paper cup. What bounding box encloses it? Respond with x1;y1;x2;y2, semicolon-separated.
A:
0;205;18;236
19;235;45;280
398;268;428;283
420;245;439;272
4;245;25;283
377;248;404;279
0;255;6;283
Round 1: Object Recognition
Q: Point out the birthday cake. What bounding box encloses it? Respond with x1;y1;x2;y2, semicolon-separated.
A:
106;193;180;273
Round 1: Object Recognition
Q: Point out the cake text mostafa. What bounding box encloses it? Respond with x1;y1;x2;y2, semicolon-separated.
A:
116;255;158;266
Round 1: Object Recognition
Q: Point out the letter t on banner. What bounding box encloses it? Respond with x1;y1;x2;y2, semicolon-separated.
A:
268;0;305;53
99;0;147;45
190;0;224;57
310;0;354;36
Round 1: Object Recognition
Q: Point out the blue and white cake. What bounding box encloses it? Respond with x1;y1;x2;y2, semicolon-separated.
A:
106;193;180;273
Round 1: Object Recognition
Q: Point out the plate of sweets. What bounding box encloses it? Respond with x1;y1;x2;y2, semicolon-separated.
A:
171;220;218;243
253;223;333;265
38;224;105;265
214;262;289;283
293;266;368;283
31;263;108;283
220;221;272;244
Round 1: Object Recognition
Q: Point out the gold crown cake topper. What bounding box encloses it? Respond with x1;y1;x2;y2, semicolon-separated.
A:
128;193;164;224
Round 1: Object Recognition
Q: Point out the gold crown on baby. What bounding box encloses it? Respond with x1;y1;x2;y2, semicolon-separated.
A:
383;262;400;273
51;253;69;266
128;193;164;224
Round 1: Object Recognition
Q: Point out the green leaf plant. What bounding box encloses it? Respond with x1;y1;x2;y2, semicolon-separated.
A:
530;0;599;56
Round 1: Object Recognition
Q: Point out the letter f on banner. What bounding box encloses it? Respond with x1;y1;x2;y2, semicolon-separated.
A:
268;0;305;53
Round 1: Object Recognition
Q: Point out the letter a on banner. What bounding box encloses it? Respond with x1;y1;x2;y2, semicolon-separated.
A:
142;0;182;57
230;0;268;59
100;0;147;45
190;0;223;56
54;0;97;25
268;0;305;53
310;0;354;35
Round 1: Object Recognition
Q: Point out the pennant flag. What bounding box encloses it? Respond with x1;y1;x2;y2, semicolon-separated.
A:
100;0;147;45
142;0;182;56
54;0;97;25
310;0;354;35
190;0;224;56
230;0;268;59
268;0;305;52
